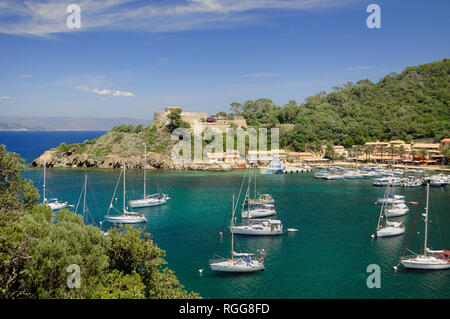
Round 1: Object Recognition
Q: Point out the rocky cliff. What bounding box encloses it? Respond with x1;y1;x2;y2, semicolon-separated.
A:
31;121;231;171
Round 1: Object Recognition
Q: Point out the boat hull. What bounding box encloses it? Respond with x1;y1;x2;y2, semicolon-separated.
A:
230;226;283;236
385;208;409;217
242;209;276;219
401;257;450;270
209;260;264;272
129;198;167;208
105;216;147;224
376;226;405;237
46;202;68;211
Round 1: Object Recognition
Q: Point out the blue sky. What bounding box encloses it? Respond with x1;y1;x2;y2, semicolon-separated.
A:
0;0;449;119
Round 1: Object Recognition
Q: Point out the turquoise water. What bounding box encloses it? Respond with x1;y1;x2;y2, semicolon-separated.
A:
23;168;450;299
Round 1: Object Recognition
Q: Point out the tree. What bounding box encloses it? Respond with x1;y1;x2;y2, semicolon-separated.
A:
0;147;200;299
398;145;406;161
166;109;190;133
379;145;386;163
419;149;428;162
388;145;396;160
0;145;39;212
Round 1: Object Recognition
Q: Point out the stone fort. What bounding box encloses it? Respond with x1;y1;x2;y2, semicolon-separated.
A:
153;106;247;132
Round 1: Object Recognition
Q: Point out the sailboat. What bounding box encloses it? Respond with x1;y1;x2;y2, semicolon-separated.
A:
399;182;450;270
42;161;68;211
374;185;405;238
209;193;265;272
105;164;147;224
230;218;283;236
384;202;409;217
242;167;276;219
129;143;170;208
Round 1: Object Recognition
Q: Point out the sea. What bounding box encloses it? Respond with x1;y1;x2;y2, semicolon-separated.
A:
1;131;449;299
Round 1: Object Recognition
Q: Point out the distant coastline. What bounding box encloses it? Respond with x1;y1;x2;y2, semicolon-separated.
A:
0;116;152;131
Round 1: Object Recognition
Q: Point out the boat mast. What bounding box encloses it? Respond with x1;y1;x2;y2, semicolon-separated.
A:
231;192;235;261
143;143;146;198
43;160;46;203
377;185;389;229
83;172;87;223
123;163;126;213
424;181;430;256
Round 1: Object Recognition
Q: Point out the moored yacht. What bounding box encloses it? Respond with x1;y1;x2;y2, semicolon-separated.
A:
230;219;283;236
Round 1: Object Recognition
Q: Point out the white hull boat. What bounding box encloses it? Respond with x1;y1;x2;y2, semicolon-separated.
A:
105;164;147;224
129;194;169;208
230;219;283;236
128;144;170;208
401;255;450;270
105;215;147;224
376;223;406;237
242;207;276;219
385;203;409;217
210;258;265;272
397;183;450;271
209;189;266;273
45;200;68;211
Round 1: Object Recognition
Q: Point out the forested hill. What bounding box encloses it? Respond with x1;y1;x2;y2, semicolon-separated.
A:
226;58;449;151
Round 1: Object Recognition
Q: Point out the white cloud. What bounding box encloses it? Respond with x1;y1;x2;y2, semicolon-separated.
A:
76;86;135;97
0;0;356;37
0;96;13;100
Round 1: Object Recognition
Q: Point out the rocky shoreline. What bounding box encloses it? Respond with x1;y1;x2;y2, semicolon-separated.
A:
30;149;234;172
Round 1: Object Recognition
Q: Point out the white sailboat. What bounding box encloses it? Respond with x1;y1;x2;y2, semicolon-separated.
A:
385;203;409;217
129;143;170;208
209;193;265;272
230;219;283;236
105;164;147;224
374;186;405;238
399;182;450;270
42;161;68;211
242;167;276;219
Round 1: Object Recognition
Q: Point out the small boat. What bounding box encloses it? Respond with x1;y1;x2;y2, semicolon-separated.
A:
376;194;405;205
129;193;170;208
325;173;344;180
266;159;285;174
373;185;405;238
209;192;265;273
209;253;265;272
399;182;450;270
242;203;277;219
129;143;170;208
376;221;406;237
42;161;68;211
247;193;275;205
314;171;328;179
231;219;283;236
385;203;409;217
105;164;147;224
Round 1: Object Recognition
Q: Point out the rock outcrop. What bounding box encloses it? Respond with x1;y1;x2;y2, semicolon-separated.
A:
31;121;234;172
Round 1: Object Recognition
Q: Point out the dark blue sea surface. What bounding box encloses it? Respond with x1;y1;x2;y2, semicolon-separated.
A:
0;130;106;163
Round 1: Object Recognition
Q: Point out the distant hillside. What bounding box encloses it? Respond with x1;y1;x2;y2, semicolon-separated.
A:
0;116;152;131
225;58;450;151
0;121;45;131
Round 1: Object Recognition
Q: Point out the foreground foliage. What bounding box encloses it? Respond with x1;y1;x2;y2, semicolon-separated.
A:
0;146;200;299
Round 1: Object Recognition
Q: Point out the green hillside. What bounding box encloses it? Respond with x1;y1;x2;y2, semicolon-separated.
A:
225;58;449;151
